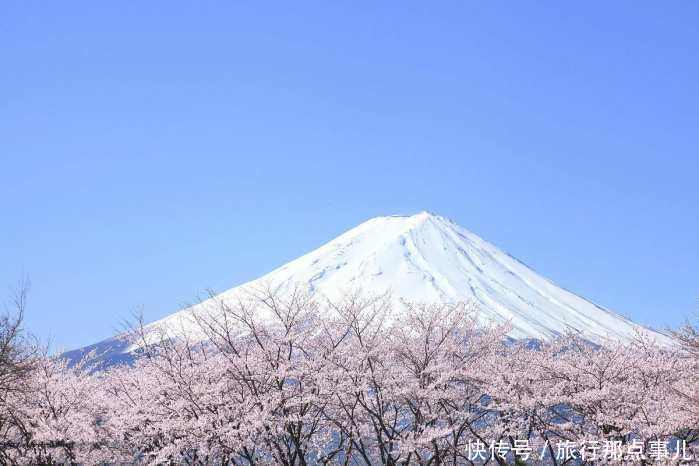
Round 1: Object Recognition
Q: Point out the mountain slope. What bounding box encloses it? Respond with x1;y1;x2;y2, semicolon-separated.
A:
152;211;663;342
67;212;668;364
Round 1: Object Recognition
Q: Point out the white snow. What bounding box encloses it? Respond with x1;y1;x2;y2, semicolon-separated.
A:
146;211;668;346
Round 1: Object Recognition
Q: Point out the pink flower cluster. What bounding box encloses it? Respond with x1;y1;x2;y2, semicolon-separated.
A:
1;291;697;464
464;438;692;462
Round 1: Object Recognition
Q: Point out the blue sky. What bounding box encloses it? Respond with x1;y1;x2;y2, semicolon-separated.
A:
2;1;698;351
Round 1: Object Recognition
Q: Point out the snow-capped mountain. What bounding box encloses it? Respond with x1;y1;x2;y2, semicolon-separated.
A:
67;212;667;365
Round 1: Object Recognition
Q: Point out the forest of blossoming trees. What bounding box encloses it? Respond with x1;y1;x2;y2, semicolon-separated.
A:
0;286;698;465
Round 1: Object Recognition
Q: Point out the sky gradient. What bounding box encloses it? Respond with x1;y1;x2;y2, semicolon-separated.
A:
2;1;698;351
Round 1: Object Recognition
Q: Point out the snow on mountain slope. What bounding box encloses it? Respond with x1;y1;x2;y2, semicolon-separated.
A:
146;211;665;345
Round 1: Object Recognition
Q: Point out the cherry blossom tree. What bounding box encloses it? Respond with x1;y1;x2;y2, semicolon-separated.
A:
0;282;115;464
2;286;697;465
0;280;39;465
316;298;511;465
486;333;697;464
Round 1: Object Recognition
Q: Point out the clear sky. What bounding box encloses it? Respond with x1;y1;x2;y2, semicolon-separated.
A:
2;1;698;351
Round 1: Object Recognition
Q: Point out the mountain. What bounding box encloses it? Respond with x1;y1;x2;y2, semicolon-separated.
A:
66;212;668;366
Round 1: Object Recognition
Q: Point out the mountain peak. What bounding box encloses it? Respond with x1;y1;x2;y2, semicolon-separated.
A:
378;210;446;223
347;211;459;242
143;212;666;346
